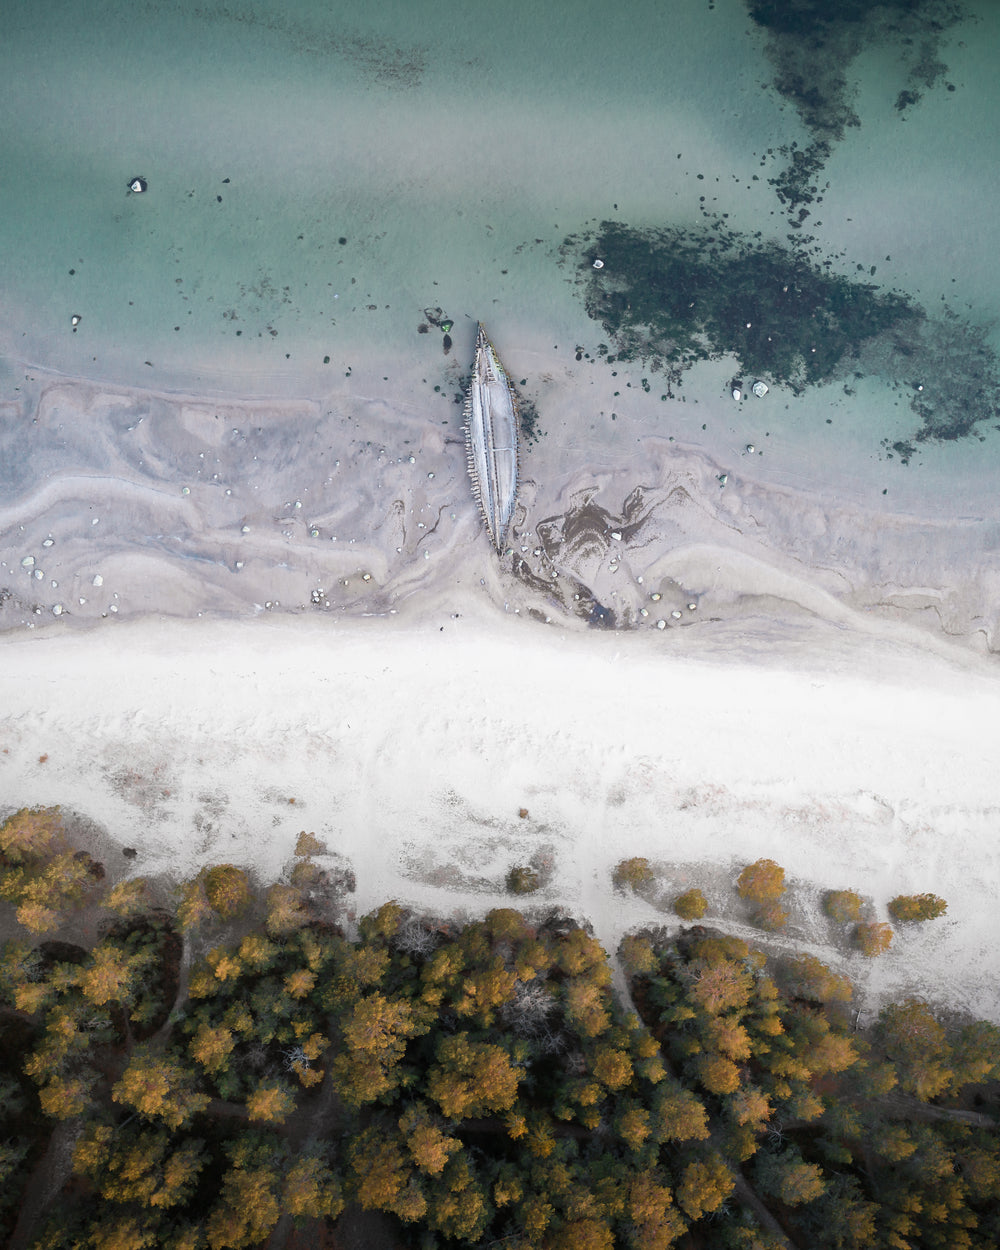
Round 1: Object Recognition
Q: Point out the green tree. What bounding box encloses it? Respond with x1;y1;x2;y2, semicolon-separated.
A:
674;888;707;920
888;893;947;922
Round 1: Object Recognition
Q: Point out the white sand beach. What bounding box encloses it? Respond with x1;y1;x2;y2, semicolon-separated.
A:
1;612;998;1024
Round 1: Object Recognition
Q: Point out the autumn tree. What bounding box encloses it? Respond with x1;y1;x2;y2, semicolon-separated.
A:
619;934;658;975
111;1047;210;1129
613;857;655;891
348;1124;428;1224
282;1152;344;1221
855;921;892;957
103;877;154;918
507;864;540;893
888;893;947;923
876;999;953;1100
754;1145;826;1206
203;864;252;920
674;888;707;920
205;1134;285;1249
73;1123;206;1210
676;1152;734;1220
781;954;852;1006
736;858;786;904
246;1080;296;1125
426;1032;520;1119
824;889;862;923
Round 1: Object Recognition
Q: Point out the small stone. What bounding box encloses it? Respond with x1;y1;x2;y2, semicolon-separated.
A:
235;561;244;570
42;537;54;548
310;528;319;537
52;604;63;616
33;569;44;580
181;486;190;495
92;517;99;525
718;473;728;485
109;604;118;613
427;471;434;479
637;576;643;584
610;531;622;541
746;444;755;454
408;456;415;464
592;258;605;269
656;619;666;629
78;597;86;605
241;525;250;533
687;602;697;611
362;572;371;581
650;592;661;602
92;574;103;586
21;556;34;568
639;607;649;617
671;610;682;619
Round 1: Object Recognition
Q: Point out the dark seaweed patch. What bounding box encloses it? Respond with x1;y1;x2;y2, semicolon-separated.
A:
566;220;917;393
564;220;999;444
746;0;967;213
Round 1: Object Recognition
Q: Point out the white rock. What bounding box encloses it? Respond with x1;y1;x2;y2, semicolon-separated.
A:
33;569;43;580
656;619;666;629
610;531;622;541
687;602;698;611
42;538;54;548
109;604;118;613
671;610;682;619
20;556;34;568
650;592;661;602
52;604;63;615
92;574;103;586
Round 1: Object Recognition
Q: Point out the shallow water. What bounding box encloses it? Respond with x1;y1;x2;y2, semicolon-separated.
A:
2;0;1000;636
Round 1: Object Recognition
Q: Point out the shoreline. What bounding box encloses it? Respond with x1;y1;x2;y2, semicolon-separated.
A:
1;613;998;1024
2;361;999;652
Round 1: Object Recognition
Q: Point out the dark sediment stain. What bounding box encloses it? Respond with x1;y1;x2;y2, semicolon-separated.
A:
564;220;999;445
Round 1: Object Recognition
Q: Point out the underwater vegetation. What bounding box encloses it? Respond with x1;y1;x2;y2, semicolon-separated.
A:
564;220;999;445
746;0;967;213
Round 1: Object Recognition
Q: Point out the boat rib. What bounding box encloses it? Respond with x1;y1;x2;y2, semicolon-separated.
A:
464;323;520;553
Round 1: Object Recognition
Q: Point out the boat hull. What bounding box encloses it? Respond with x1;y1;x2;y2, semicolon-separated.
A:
464;324;519;553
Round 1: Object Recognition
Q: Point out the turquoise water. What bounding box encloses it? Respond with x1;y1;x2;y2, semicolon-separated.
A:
1;0;998;481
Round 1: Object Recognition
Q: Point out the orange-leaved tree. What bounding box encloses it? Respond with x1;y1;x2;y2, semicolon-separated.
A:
736;858;785;903
888;893;947;923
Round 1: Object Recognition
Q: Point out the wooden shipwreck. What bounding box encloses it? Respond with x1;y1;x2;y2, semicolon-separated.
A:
464;323;520;553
